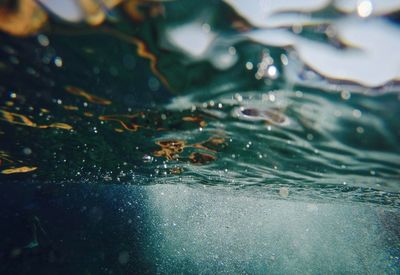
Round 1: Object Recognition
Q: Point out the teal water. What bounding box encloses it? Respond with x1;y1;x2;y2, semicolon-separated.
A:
0;0;400;273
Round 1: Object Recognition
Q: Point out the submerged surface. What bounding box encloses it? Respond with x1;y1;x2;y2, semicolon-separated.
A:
1;182;399;274
0;0;400;273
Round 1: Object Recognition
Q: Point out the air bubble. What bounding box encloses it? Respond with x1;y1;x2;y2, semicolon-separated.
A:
54;56;63;67
245;62;253;70
37;34;50;47
202;23;211;33
340;90;351;100
352;109;362;118
268;93;276;102
280;54;288;66
357;0;373;18
143;155;153;163
267;65;278;79
23;148;32;155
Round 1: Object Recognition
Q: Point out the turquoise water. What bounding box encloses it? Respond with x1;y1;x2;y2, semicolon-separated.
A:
0;0;400;273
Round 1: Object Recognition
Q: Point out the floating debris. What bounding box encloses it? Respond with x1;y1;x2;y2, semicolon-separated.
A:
1;166;37;174
192;137;227;152
0;0;48;36
182;116;207;127
154;140;185;160
188;152;216;165
38;122;73;130
99;114;140;131
84;112;94;117
0;109;72;130
153;137;226;165
63;105;79;111
65;86;112;105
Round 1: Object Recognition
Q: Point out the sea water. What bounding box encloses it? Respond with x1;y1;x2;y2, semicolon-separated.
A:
0;0;399;273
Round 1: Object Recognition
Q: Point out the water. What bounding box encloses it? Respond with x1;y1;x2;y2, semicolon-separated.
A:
0;0;400;273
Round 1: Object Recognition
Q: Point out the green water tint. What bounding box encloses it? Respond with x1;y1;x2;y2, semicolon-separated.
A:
0;0;399;206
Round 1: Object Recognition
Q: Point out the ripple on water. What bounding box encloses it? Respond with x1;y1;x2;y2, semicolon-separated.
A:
0;0;399;207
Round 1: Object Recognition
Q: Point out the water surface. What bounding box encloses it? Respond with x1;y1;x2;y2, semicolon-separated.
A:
0;0;400;273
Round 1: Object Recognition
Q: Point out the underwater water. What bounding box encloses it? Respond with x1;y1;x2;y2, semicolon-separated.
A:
0;0;400;274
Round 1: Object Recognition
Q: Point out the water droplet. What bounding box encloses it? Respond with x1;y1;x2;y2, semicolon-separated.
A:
341;90;351;100
228;46;236;55
370;170;376;175
23;148;32;155
356;126;364;134
280;54;288;66
245;62;253;70
37;34;49;47
357;0;373;18
268;93;276;102
295;91;303;98
143;155;153;163
352;109;362;118
202;23;211;33
267;65;278;79
292;24;303;34
234;93;243;102
54;56;63;67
